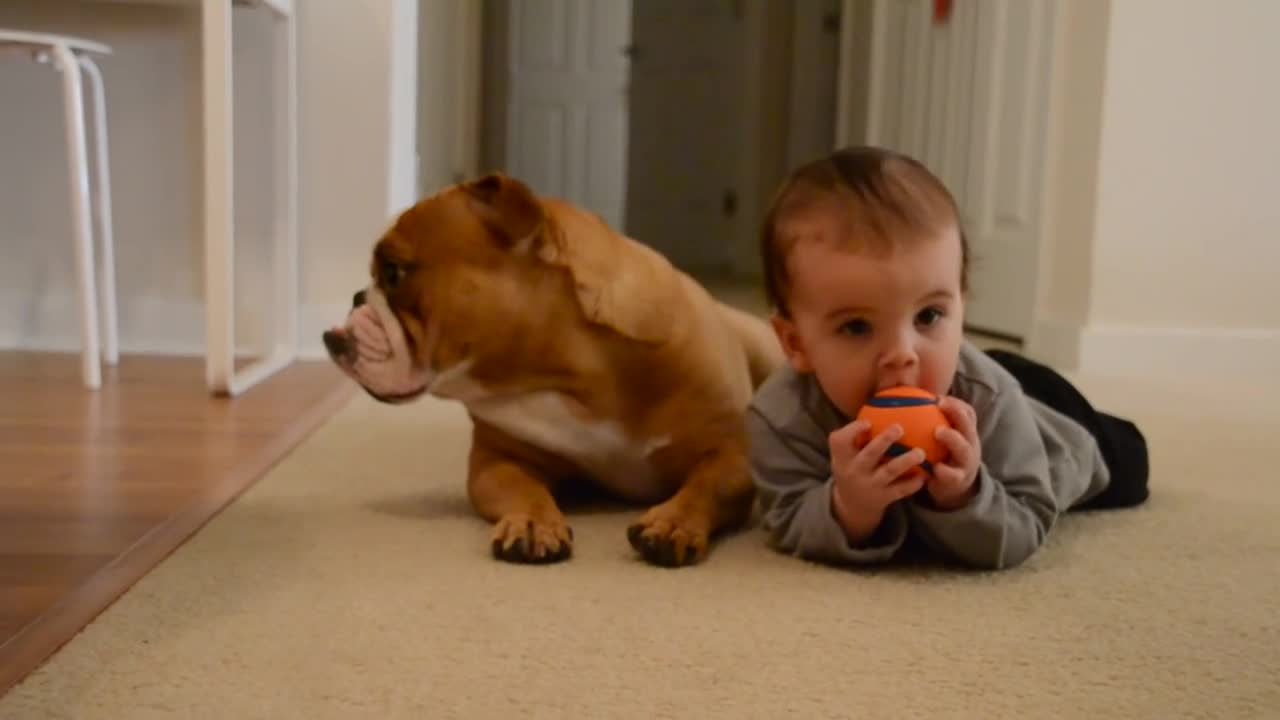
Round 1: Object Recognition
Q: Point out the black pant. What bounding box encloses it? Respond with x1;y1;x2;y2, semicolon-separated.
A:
984;349;1150;510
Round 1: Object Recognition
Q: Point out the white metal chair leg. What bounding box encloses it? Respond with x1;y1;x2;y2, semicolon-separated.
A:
79;54;118;366
53;44;101;389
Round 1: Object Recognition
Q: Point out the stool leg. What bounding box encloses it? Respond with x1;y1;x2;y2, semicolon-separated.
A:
54;45;101;389
80;56;118;366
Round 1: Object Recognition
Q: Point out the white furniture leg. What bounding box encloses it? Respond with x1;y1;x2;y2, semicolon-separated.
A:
273;5;299;359
202;0;298;397
79;54;118;366
53;44;101;389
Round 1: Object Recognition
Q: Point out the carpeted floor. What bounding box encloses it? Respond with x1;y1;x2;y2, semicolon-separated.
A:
3;361;1278;719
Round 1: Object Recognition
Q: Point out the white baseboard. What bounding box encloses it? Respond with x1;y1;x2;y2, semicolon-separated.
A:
1030;317;1280;380
0;291;350;362
15;293;1275;383
1026;316;1083;371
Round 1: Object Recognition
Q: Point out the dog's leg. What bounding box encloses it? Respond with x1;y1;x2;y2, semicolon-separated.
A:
468;440;573;564
627;441;755;567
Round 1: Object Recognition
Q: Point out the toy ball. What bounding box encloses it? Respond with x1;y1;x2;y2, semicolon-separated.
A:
855;386;952;478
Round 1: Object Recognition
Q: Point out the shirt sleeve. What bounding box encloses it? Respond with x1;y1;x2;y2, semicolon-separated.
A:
907;384;1061;570
746;406;909;566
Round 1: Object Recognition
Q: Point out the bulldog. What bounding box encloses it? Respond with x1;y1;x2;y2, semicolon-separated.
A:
322;173;784;567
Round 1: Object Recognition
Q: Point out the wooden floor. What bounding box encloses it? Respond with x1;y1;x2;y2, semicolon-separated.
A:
0;352;353;696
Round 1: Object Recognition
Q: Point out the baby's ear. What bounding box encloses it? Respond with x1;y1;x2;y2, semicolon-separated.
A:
460;173;545;252
770;312;813;373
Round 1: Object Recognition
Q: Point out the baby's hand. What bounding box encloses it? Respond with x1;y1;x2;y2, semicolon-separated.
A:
928;397;982;510
828;420;928;543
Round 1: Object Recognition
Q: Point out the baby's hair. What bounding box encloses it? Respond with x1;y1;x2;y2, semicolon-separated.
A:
760;145;968;317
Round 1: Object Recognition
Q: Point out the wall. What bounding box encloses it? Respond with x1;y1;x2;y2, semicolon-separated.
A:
0;2;208;353
1028;0;1111;366
0;0;414;359
1032;0;1280;380
416;0;479;195
1083;0;1280;378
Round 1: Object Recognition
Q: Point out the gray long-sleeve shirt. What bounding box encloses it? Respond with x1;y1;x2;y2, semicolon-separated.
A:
745;341;1111;570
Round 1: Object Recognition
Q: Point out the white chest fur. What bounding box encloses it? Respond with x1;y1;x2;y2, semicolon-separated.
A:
466;390;671;503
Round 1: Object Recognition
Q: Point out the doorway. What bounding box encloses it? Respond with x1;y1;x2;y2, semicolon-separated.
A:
457;0;1052;341
477;0;849;283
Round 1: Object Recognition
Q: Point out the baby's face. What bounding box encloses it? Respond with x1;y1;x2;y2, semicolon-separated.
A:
770;211;965;420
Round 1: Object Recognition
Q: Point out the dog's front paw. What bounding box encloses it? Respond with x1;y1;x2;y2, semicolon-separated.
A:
491;513;573;564
627;503;710;568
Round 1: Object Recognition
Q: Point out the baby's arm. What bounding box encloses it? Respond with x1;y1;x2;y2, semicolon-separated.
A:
908;383;1059;570
746;407;909;566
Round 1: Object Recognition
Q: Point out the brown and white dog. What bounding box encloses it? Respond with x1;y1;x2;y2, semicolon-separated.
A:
322;173;783;567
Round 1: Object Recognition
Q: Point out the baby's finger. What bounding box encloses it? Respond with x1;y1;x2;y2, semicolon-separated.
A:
938;397;976;433
934;427;972;466
829;420;871;462
876;445;926;484
887;472;926;501
855;424;904;472
929;462;966;488
961;405;981;447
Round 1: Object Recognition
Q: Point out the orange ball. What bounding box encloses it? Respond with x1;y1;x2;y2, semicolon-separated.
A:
855;386;952;479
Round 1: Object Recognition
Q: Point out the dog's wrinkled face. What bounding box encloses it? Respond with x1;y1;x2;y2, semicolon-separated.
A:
322;173;551;404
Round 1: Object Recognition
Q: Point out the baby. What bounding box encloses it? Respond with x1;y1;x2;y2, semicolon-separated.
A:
746;146;1149;570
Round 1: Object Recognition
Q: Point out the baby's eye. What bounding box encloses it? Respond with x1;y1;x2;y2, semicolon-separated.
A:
839;319;871;337
916;306;945;326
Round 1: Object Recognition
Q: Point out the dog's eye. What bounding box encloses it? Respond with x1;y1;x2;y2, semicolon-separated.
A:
379;259;405;290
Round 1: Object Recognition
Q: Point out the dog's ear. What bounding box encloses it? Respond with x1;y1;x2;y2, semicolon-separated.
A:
537;201;678;345
460;173;545;252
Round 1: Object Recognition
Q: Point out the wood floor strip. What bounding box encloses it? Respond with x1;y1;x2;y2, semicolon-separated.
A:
0;354;354;697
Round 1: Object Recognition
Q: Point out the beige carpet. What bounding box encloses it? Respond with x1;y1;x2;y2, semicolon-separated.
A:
4;366;1279;719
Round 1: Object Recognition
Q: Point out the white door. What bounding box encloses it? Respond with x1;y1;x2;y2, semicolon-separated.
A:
505;0;632;232
624;0;749;275
865;0;1055;340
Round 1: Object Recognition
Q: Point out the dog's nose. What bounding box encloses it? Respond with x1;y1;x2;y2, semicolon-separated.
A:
322;329;350;359
352;290;367;308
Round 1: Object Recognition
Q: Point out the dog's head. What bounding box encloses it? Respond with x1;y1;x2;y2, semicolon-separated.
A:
322;172;677;405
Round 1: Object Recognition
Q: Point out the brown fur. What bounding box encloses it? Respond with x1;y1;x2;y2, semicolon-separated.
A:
348;173;784;567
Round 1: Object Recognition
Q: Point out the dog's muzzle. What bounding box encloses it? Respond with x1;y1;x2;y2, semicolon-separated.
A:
321;329;354;363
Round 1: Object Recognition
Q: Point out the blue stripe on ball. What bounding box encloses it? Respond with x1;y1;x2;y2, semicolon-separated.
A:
866;395;937;408
885;442;912;457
